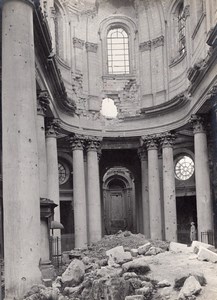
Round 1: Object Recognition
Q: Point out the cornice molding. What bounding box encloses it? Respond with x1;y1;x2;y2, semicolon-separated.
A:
140;92;189;116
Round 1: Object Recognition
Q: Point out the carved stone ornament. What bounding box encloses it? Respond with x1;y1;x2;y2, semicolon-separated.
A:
70;135;85;151
142;135;159;150
37;90;50;116
208;84;217;99
190;115;206;134
73;37;85;49
160;132;176;148
85;42;98;53
152;35;164;48
45;118;60;137
137;147;147;161
86;138;102;152
139;40;151;52
184;5;190;18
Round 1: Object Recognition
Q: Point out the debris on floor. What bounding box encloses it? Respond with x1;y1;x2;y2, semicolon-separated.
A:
24;231;217;300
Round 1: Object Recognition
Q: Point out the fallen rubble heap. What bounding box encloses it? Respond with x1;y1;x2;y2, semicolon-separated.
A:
23;231;217;300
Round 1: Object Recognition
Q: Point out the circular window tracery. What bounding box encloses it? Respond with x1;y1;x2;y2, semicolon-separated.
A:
58;162;69;185
175;155;194;181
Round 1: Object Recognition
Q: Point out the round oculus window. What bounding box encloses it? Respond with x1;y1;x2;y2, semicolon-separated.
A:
175;155;194;181
58;162;69;185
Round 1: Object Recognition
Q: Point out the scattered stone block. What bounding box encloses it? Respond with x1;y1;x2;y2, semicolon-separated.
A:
131;249;139;257
106;246;132;266
128;277;142;289
123;272;138;280
122;257;150;275
62;251;71;264
190;272;206;286
61;259;85;287
135;286;152;296
82;256;91;265
125;295;144;300
169;242;191;253
138;242;151;255
69;250;83;259
197;246;217;262
191;241;214;254
159;287;173;298
145;246;163;256
63;286;81;296
52;276;62;289
42;278;52;287
178;276;202;300
157;280;171;288
91;276;131;300
96;266;122;278
174;272;206;290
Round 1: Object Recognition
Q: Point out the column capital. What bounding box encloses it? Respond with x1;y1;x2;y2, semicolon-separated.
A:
137;147;147;160
190;115;206;134
45;118;60;138
70;135;85;151
86;137;102;152
37;91;50;116
160;132;176;148
142;135;159;150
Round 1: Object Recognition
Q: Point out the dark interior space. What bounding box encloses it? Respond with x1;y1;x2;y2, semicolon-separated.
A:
176;196;197;244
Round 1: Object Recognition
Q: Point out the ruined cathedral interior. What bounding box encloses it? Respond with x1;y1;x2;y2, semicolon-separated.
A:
0;0;217;298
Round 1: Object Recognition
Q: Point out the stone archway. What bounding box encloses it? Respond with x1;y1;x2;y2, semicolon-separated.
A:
103;167;136;234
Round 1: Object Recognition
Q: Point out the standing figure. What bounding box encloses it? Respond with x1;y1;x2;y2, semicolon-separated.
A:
190;222;196;242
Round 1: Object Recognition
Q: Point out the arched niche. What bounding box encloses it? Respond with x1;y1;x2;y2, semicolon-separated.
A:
102;167;136;234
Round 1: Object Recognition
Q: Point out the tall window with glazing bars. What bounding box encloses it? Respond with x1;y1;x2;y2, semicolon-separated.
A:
107;27;130;75
177;2;186;55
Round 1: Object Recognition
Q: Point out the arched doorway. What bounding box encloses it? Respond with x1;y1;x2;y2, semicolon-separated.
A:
103;167;136;234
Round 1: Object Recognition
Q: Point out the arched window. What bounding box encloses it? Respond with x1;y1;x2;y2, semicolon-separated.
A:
107;27;129;75
177;2;186;56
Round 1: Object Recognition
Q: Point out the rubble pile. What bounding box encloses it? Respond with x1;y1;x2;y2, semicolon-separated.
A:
24;232;217;300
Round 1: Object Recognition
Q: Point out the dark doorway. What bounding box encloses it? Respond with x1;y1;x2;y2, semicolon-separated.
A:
176;196;197;244
60;201;74;250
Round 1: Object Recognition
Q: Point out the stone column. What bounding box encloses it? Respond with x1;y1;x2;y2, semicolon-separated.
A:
191;115;213;240
2;0;41;298
160;133;177;242
37;92;50;262
70;136;88;248
143;136;162;240
86;138;102;244
138;147;150;238
46;119;60;225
